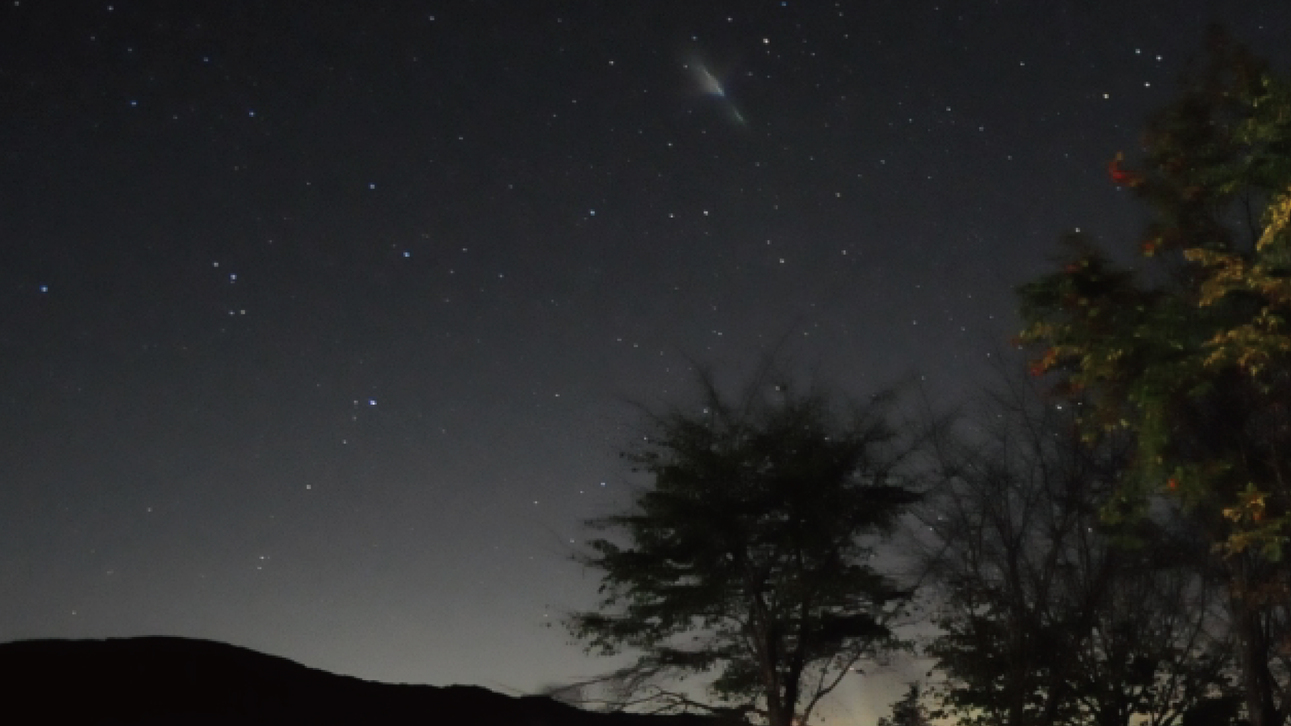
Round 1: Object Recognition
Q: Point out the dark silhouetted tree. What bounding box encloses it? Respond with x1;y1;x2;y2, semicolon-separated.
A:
920;366;1234;726
877;683;933;726
566;368;920;726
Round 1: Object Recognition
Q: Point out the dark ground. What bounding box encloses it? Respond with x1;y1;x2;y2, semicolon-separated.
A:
0;636;732;726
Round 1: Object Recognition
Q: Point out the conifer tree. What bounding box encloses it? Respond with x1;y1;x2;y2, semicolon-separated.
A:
877;683;933;726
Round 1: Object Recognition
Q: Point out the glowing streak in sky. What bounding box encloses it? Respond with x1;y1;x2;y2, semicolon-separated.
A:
695;63;726;97
688;59;747;126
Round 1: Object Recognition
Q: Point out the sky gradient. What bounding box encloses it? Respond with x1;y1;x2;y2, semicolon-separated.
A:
3;2;1291;723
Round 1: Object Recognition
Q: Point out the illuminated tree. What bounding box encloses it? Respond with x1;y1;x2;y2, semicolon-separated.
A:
1016;30;1291;726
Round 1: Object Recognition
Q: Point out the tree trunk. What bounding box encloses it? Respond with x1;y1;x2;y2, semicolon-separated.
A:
1231;566;1282;726
765;695;792;726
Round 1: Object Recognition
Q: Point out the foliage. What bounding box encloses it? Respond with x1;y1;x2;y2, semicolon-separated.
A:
1015;30;1291;726
1018;32;1291;558
565;369;920;726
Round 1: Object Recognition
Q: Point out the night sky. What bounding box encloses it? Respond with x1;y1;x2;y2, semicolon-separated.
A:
3;1;1290;722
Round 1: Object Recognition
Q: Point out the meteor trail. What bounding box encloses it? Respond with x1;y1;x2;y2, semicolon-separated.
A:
694;63;726;97
687;58;747;126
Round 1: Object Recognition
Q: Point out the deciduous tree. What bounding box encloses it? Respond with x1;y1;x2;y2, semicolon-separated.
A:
920;369;1234;726
566;370;920;726
1016;30;1291;726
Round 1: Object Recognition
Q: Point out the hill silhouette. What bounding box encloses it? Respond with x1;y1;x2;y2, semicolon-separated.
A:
0;636;732;725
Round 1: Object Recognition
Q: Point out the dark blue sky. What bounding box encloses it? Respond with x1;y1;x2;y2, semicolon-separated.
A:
2;2;1289;722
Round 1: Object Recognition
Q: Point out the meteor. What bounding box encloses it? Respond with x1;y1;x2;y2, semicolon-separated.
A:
686;58;747;126
693;62;726;97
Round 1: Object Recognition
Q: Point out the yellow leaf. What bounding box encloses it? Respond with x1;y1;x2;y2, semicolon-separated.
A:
1258;186;1291;250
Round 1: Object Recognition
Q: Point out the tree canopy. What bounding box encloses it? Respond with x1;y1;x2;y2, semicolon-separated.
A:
565;371;920;726
1018;29;1291;560
1016;30;1291;726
